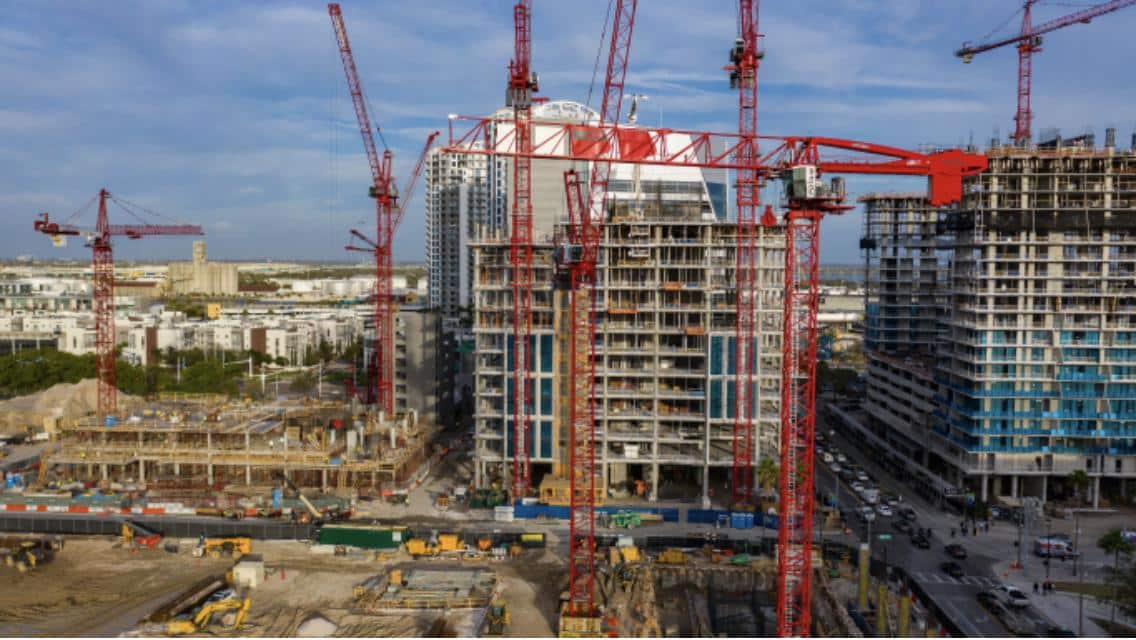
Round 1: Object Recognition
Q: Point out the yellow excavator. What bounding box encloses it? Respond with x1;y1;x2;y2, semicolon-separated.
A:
166;596;251;636
191;536;252;560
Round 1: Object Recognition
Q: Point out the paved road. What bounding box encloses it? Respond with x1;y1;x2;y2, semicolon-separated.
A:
820;403;1066;636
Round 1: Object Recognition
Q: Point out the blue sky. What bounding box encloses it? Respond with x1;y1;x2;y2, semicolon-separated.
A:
3;0;1135;265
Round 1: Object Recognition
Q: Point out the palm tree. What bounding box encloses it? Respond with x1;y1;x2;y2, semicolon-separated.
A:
1067;469;1091;505
756;458;779;498
1098;529;1135;623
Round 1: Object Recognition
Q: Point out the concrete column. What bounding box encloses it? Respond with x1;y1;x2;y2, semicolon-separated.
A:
245;432;250;451
322;469;328;491
876;584;888;636
1042;475;1048;503
245;465;252;485
651;462;659;503
858;543;870;611
981;474;989;502
1011;475;1019;498
207;464;214;485
138;460;145;483
1093;476;1100;509
174;463;180;475
702;466;711;509
101;464;108;481
898;593;911;638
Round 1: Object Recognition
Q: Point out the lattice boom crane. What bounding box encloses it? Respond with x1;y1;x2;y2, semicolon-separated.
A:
329;2;439;414
33;189;203;420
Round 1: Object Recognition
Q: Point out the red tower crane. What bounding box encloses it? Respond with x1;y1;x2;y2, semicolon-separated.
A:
33;189;203;420
957;0;1136;146
504;0;541;500
329;2;439;414
726;0;764;507
760;138;987;636
557;0;638;630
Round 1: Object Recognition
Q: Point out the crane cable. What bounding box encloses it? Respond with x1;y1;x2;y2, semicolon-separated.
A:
585;0;615;112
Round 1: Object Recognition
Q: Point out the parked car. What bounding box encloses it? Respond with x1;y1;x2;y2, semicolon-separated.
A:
892;520;913;534
855;471;869;483
1039;624;1076;637
863;488;880;505
821;452;834;464
911;533;931;549
876;504;893;517
836;453;848;464
859;507;876;523
992;585;1030;608
940;561;964;579
899;507;917;521
830;463;842;474
945;544;967;559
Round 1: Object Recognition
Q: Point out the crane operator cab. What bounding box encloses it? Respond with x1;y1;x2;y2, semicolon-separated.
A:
728;37;766;89
553;242;585;289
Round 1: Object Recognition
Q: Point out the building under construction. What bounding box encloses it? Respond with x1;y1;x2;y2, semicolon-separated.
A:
861;130;1136;507
470;140;784;505
41;395;436;494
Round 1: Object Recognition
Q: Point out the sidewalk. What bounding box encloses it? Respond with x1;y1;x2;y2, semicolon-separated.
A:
993;558;1116;636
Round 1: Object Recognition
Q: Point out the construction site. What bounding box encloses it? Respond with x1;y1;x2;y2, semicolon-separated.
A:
36;396;435;499
5;0;1136;637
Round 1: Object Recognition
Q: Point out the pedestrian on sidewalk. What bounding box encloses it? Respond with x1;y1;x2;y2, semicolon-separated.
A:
1033;582;1039;594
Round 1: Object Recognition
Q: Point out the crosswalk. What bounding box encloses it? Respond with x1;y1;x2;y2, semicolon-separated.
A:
909;571;1003;588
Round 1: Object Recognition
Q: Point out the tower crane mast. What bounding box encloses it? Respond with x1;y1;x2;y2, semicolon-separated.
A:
726;0;763;508
957;0;1136;146
33;189;203;420
505;0;539;500
558;1;638;632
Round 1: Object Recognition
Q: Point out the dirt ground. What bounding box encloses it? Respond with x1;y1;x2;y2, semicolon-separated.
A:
0;538;218;637
0;536;568;638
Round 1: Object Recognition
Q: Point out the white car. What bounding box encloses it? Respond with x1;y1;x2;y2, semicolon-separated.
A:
876;504;893;517
822;452;834;464
858;507;876;523
855;471;869;482
851;481;865;494
991;585;1030;608
830;463;842;473
836;453;848;464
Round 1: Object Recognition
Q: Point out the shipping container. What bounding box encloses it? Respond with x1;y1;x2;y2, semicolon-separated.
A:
317;525;407;549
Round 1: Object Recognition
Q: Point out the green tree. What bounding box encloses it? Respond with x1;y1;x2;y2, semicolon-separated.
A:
1107;564;1136;622
1067;469;1091;505
1099;529;1136;623
757;458;779;497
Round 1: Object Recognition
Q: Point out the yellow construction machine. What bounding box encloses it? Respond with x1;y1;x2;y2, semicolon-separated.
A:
655;548;688;565
166;596;251;636
192;536;252;560
484;601;510;636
